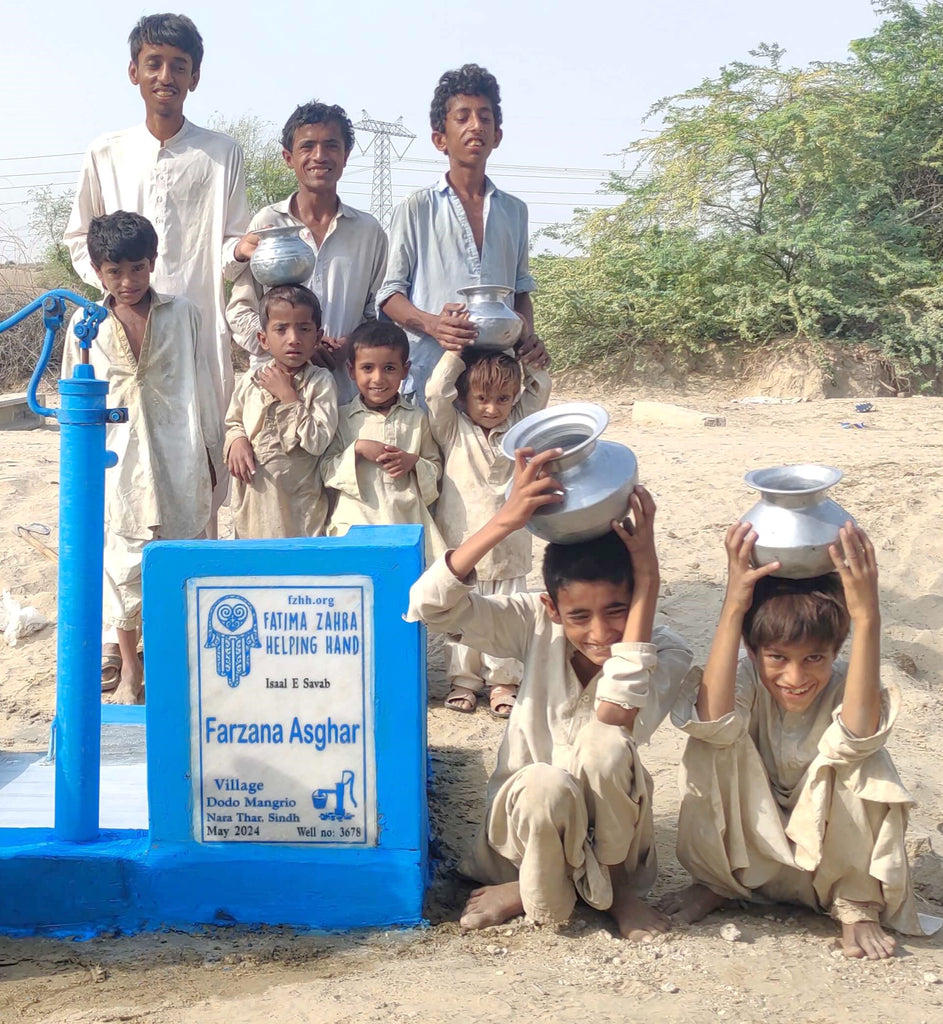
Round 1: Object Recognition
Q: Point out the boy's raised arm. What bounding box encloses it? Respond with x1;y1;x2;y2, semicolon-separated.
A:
424;351;464;445
829;523;883;738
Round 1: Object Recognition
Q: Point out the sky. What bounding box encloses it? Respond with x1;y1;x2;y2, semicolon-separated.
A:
0;0;886;260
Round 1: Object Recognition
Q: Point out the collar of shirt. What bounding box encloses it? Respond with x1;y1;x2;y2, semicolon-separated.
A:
434;174;498;200
134;118;194;151
348;392;413;417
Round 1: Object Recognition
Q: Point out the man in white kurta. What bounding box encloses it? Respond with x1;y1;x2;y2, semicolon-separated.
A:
224;364;338;539
227;198;387;404
64;290;219;626
64;119;249;474
671;657;924;935
407;556;693;923
425;351;551;703
321;394;444;564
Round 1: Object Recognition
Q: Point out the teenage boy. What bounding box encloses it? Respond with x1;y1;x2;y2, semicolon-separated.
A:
63;211;218;704
64;13;249;516
407;450;693;938
227;102;388;405
379;64;548;408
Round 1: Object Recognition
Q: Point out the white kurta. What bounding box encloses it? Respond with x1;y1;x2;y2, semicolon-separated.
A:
224;365;338;539
226;196;388;404
64;290;219;540
425;351;551;582
321;394;444;563
64;119;250;421
407;556;694;912
671;657;924;934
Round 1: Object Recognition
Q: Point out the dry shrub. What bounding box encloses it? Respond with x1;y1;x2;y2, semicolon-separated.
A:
0;265;66;394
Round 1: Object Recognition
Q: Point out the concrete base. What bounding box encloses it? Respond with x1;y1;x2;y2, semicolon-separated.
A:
0;393;48;430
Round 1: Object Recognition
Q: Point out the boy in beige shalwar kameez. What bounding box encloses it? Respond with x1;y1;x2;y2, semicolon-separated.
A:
408;451;693;938
664;519;930;961
425;349;551;716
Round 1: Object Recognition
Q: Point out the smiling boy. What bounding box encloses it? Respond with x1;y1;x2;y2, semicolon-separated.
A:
664;521;927;959
379;64;548;407
224;285;338;539
407;450;692;937
227;102;388;404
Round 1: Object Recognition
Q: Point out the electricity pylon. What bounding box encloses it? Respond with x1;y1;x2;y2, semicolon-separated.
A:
352;112;416;230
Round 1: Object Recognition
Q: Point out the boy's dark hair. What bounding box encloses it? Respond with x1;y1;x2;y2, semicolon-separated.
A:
542;531;634;605
259;284;322;330
281;101;355;153
348;321;410;364
430;63;502;133
743;573;851;653
87;211;158;268
456;351;522;400
129;14;204;73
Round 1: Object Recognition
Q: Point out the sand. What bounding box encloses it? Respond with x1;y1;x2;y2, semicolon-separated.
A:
1;379;942;1023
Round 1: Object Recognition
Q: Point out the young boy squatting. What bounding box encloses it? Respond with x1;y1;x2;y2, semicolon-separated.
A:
321;322;444;563
64;211;219;705
426;349;551;716
408;449;693;938
665;521;928;959
224;285;338;539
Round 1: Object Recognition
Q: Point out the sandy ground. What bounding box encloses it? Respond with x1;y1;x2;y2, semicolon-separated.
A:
2;379;943;1023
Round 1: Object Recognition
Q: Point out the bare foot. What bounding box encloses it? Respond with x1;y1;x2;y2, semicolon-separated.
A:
841;920;897;960
608;887;670;942
460;882;524;930
111;660;144;705
658;883;729;925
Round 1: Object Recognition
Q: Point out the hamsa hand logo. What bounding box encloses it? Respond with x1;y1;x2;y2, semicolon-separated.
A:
205;594;261;687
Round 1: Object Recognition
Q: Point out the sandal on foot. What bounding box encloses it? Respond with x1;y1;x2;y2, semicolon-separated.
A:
488;684;518;719
101;653;122;693
444;684;478;714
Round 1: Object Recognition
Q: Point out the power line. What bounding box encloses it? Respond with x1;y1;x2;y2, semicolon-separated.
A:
0;151;84;163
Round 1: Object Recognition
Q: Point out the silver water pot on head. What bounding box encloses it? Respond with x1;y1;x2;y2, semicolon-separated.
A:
741;464;854;579
457;284;524;350
501;403;639;544
250;225;316;287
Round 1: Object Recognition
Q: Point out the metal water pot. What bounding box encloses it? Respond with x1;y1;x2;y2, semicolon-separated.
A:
501;403;639;544
250;225;316;287
457;284;523;350
741;464;853;579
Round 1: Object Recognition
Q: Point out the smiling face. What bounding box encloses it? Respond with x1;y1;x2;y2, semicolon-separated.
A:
95;257;154;308
541;580;632;677
258;300;321;372
432;93;502;167
284;121;349;194
349;345;409;410
749;640;838;713
129;43;199;121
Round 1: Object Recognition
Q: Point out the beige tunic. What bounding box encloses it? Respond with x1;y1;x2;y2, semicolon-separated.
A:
407;556;694;914
425;351;551;581
224;365;338;539
321;394;444;563
671;657;923;934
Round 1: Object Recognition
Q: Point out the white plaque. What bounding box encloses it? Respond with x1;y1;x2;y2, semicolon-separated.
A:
187;576;376;845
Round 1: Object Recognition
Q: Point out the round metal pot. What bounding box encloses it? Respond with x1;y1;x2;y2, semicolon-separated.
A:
501;403;639;544
458;284;524;350
250;225;316;287
741;464;853;579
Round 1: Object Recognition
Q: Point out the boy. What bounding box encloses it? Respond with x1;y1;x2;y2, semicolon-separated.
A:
407;450;693;937
426;348;551;716
64;211;218;704
665;521;926;960
227;101;388;404
378;63;548;408
224;285;338;539
64;14;250;536
321;322;444;564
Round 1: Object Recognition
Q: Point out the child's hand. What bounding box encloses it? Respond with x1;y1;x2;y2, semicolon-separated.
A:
376;446;419;479
496;447;564;532
430;303;478;351
722;521;781;613
355;439;388;463
227;437;256;483
829;522;880;624
611;485;659;588
257;365;299;404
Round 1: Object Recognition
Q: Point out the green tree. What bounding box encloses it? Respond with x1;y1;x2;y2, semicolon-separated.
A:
28;187;96;295
209;114;296;215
